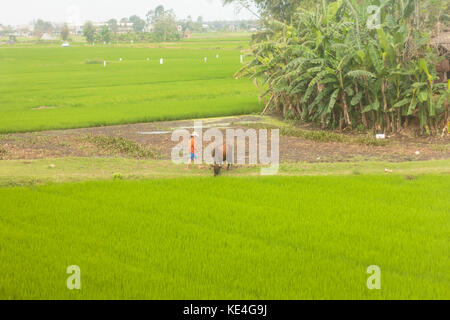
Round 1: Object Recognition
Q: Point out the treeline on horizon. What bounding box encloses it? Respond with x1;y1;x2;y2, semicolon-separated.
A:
0;4;258;43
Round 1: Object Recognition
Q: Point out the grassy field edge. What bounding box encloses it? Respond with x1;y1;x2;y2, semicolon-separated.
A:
0;157;449;187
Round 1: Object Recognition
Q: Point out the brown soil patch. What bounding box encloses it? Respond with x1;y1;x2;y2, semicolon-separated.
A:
0;116;449;163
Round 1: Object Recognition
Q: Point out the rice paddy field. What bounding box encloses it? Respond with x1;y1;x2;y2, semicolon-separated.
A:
0;34;259;133
1;34;449;301
0;174;448;299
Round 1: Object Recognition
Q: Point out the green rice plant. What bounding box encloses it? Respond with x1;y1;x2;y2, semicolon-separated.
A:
0;38;259;134
0;175;448;299
113;172;124;180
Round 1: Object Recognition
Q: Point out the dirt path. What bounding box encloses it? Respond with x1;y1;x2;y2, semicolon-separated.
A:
0;115;449;162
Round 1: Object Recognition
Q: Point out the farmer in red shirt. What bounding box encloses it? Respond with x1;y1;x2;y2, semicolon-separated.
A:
187;132;199;169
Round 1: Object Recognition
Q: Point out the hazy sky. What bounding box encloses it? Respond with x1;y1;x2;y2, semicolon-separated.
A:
1;0;256;26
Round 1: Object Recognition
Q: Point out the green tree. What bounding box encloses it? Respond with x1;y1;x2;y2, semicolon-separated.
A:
129;15;146;32
180;15;196;32
107;19;118;34
60;23;69;41
83;21;96;43
146;5;166;28
155;5;165;17
152;10;178;42
223;0;313;23
194;16;204;32
99;25;111;43
33;19;53;38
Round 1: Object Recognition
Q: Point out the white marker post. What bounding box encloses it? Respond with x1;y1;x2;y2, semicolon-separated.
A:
204;57;207;63
104;60;106;67
120;58;122;61
240;55;243;64
216;54;219;59
160;58;164;65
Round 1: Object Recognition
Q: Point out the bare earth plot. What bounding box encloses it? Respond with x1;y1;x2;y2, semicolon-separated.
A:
0;115;449;186
0;115;449;162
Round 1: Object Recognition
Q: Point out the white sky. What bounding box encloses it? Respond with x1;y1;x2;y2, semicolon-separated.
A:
1;0;256;26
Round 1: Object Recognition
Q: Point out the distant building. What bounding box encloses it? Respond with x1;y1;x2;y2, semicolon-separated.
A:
183;28;191;39
41;33;56;41
431;27;450;83
18;29;33;37
13;24;34;37
67;26;80;35
118;22;133;34
74;26;83;35
71;21;134;35
8;35;16;44
93;22;107;28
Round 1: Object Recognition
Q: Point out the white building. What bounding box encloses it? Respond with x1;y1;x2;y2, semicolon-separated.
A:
41;33;56;41
118;22;134;34
93;22;108;28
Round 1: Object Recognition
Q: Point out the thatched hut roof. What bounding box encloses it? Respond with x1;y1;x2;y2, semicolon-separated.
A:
431;29;450;54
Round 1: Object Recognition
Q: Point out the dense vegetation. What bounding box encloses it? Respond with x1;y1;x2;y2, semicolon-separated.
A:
236;0;450;134
1;175;448;299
